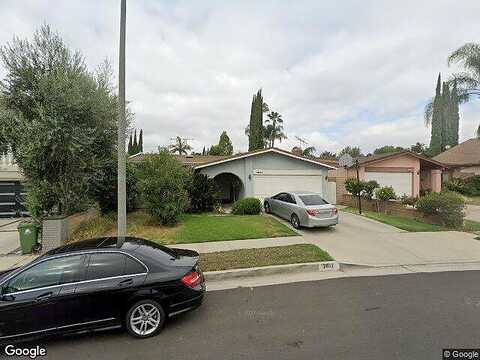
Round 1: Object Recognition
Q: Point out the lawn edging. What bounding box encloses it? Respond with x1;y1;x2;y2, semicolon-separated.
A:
204;261;340;282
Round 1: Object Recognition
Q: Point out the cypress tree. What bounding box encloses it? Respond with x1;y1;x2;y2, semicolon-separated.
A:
429;74;443;155
132;129;138;154
127;133;133;155
202;146;206;156
139;129;143;153
255;89;264;150
248;94;256;151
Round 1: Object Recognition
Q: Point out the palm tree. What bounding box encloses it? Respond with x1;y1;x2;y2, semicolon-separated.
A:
447;43;480;138
169;136;192;155
265;111;287;147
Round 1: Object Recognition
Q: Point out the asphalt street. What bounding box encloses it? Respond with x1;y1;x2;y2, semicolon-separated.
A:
10;271;480;360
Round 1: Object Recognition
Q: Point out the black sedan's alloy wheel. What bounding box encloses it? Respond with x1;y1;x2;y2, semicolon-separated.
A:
291;214;300;229
126;299;165;338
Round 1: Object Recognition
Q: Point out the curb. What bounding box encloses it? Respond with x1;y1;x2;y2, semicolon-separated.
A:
204;261;340;281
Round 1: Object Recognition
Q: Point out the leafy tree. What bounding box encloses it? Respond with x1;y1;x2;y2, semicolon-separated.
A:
410;142;427;154
319;151;337;159
265;111;287;147
218;131;233;155
338;146;362;158
248;89;264;151
169;136;192;155
136;150;190;225
291;146;316;157
89;158;138;214
373;145;404;154
0;25;117;216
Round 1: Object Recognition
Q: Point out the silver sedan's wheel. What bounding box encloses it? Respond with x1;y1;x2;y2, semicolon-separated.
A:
264;202;271;214
291;214;300;229
126;300;165;338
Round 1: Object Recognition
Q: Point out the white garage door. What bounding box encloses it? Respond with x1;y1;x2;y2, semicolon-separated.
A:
365;172;412;197
253;170;324;200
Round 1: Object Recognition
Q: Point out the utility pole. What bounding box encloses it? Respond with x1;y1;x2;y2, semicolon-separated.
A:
355;159;362;215
117;0;127;237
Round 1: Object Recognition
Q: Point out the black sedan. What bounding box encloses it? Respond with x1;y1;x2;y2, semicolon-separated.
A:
0;237;205;342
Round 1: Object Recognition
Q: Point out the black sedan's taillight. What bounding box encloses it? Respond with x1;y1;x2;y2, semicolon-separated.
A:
181;271;202;288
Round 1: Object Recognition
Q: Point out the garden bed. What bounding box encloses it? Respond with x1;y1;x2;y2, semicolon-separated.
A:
70;210;297;244
198;244;333;272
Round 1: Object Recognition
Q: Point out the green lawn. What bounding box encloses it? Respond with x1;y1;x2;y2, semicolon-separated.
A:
70;211;296;244
199;244;333;272
342;207;445;232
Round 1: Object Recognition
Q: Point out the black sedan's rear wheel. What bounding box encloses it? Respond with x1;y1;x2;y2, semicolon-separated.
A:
291;214;301;229
264;202;271;214
126;299;165;338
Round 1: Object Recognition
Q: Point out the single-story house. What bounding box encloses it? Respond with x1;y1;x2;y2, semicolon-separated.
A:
433;138;480;179
334;151;446;199
194;148;337;203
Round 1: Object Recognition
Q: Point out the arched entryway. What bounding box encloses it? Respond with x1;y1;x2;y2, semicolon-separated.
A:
213;173;244;203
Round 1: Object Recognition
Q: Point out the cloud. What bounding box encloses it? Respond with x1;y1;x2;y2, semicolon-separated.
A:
0;0;479;155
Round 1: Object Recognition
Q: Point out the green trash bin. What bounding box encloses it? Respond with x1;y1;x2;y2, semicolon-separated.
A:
18;222;39;254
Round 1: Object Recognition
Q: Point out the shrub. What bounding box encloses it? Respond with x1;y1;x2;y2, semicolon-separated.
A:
375;186;396;201
186;173;220;213
363;180;380;199
415;191;465;228
446;176;480;196
136;150;190;225
445;178;466;193
344;178;365;196
464;176;480;196
89;159;139;214
400;195;417;206
231;198;262;215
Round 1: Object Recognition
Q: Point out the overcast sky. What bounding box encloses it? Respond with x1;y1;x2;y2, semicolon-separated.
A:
1;0;479;154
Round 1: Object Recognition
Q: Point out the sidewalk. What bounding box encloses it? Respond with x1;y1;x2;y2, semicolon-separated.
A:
0;218;21;255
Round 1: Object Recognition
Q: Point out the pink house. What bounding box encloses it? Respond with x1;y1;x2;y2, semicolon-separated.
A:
334;151;446;199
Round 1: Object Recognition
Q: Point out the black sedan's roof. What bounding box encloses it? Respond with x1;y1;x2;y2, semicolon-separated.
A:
45;237;152;256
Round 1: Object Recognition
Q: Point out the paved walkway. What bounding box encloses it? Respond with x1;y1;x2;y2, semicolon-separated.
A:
466;205;480;222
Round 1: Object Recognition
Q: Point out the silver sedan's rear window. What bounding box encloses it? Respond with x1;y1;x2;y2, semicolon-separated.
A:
299;195;328;205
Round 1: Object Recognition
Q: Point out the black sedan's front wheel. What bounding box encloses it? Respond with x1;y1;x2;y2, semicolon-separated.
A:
126;299;165;339
290;214;301;229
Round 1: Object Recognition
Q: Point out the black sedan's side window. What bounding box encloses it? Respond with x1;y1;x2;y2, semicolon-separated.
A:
86;253;126;280
5;255;86;294
125;256;146;275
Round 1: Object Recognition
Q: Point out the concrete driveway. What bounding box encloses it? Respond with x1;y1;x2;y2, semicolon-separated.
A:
298;211;480;266
466;205;480;222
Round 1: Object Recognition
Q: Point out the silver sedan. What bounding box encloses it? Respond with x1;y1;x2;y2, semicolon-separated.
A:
264;191;339;229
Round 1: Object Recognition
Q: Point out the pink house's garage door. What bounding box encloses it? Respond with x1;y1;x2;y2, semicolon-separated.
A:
364;172;413;197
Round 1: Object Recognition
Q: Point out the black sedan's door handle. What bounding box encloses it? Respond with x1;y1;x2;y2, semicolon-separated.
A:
118;278;133;287
36;292;53;302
